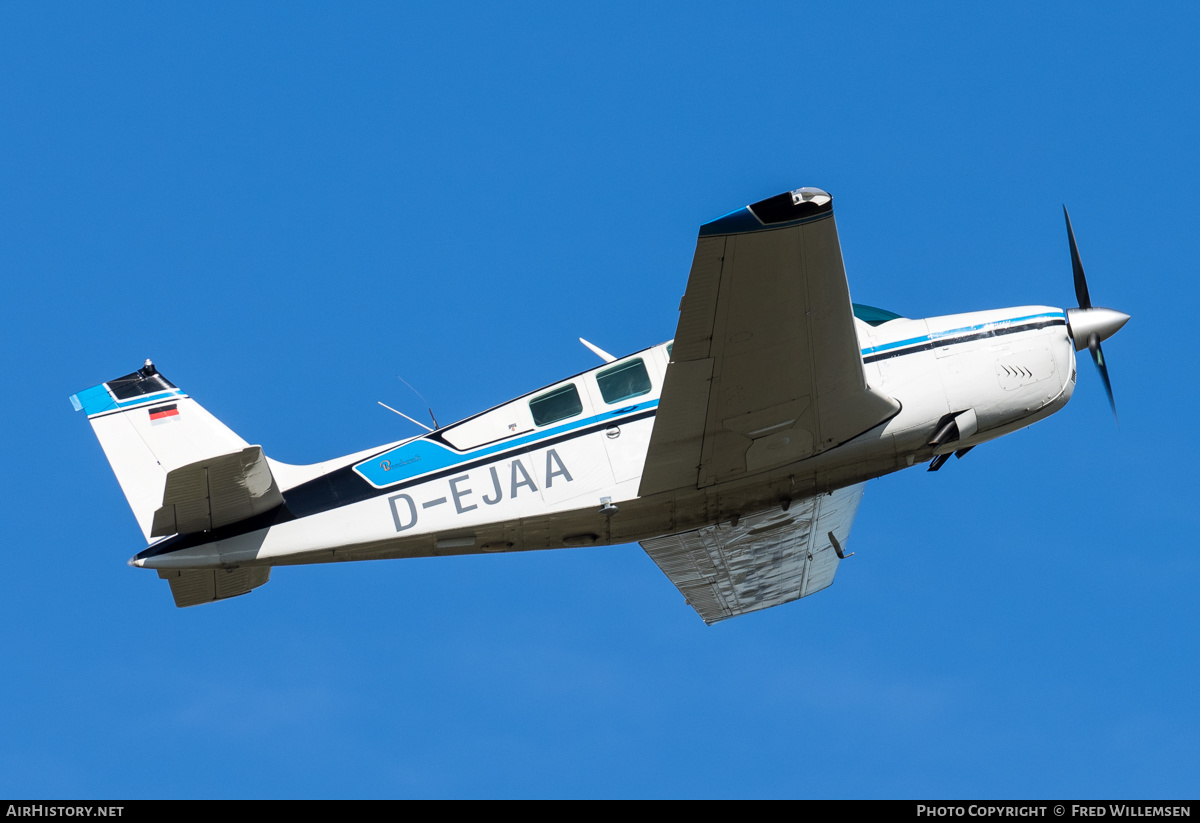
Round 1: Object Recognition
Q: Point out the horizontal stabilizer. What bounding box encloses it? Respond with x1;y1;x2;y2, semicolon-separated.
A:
151;446;283;537
157;566;271;608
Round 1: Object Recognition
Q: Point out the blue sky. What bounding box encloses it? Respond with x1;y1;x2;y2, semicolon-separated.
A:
2;2;1197;799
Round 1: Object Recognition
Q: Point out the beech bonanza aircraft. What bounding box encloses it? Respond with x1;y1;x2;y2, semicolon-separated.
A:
71;187;1129;622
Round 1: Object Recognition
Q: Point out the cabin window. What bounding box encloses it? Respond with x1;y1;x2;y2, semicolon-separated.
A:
596;358;652;404
529;384;583;427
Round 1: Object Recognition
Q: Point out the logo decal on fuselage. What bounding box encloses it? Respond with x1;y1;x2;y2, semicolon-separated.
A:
387;449;573;532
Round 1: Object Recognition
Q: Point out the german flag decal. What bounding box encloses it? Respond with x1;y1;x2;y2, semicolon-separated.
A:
148;404;179;420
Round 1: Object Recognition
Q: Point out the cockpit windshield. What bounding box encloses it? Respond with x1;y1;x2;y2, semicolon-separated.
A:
852;303;904;326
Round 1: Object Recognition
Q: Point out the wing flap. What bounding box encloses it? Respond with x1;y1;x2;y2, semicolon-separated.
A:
640;482;866;624
637;358;714;495
150;446;283;537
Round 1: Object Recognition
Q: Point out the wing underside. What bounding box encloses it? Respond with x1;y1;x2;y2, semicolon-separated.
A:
640;483;866;624
639;188;898;496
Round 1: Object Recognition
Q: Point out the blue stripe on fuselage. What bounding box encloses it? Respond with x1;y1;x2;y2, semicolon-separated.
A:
859;312;1066;357
354;399;660;488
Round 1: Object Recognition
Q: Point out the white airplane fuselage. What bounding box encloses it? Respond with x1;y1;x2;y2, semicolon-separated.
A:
132;304;1076;573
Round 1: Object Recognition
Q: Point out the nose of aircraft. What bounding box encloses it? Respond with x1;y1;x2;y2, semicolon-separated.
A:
1065;307;1131;351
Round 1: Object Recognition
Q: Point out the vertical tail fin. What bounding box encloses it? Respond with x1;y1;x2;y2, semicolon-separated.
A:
70;361;253;542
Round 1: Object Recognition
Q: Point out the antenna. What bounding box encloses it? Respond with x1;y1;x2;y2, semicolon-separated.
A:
579;338;616;363
377;401;434;432
396;375;439;429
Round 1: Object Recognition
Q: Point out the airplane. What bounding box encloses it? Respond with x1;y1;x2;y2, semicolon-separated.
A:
70;187;1130;623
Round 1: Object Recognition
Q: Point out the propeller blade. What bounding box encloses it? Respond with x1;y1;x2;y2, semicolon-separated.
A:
1087;334;1118;422
1064;206;1092;309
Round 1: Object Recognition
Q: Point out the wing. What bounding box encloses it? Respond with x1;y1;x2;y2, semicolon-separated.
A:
640;482;865;624
639;188;899;496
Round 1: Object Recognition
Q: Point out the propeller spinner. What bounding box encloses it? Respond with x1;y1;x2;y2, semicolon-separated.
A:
1062;207;1130;421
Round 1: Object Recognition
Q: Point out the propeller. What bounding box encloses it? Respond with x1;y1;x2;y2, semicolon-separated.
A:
1063;207;1130;422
